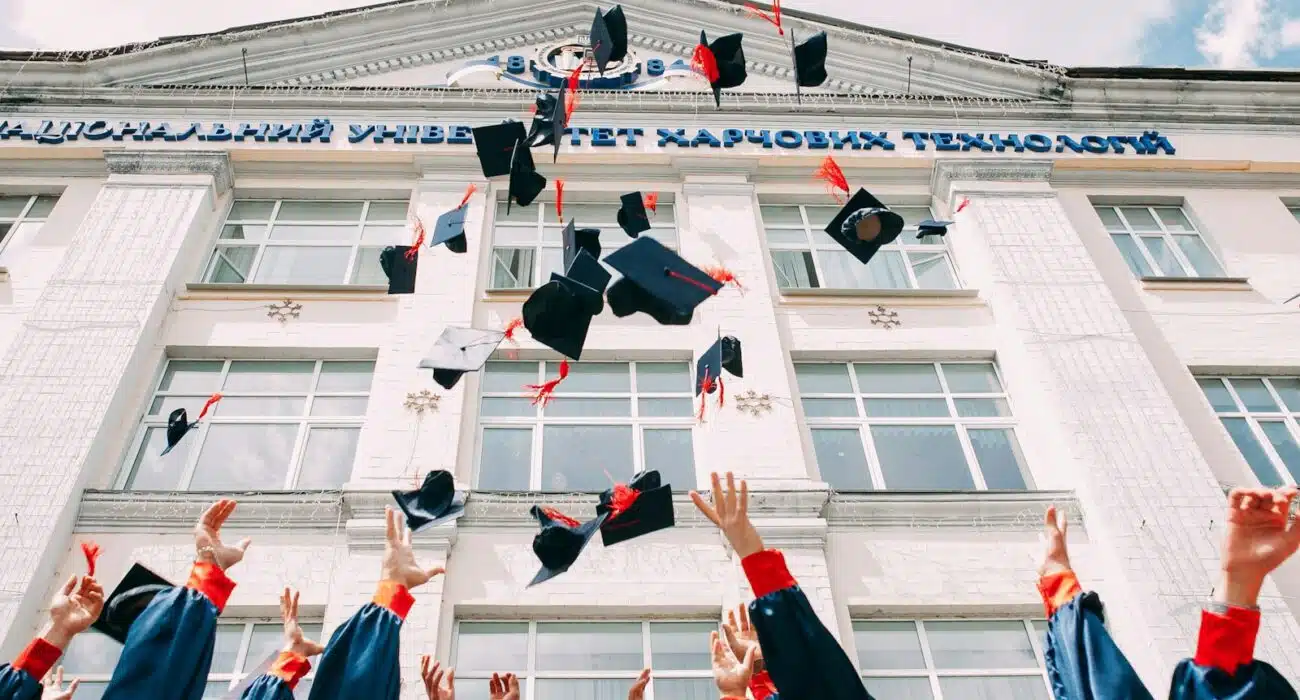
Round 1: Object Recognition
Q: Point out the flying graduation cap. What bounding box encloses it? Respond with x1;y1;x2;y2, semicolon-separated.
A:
380;246;418;294
528;505;608;587
596;470;675;547
391;470;467;532
824;188;906;265
523;277;598;362
916;219;953;239
589;6;628;74
161;394;222;456
418;326;507;390
605;237;722;326
508;138;547;215
562;220;602;268
616;192;652;238
695;334;743;420
472;121;527;178
692;31;748;108
92;563;174;644
790;30;828;103
430;185;478;255
525;86;568;163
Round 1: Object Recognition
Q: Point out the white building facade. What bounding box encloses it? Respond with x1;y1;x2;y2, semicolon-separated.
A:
3;0;1300;698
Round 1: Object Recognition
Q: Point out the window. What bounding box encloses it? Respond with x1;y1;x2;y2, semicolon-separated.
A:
453;621;715;700
490;198;678;289
477;361;696;491
0;194;57;264
854;619;1051;700
1094;205;1224;279
796;362;1030;490
60;618;323;699
121;359;373;491
1198;376;1300;487
1290;206;1300;225
761;203;957;291
203;199;410;285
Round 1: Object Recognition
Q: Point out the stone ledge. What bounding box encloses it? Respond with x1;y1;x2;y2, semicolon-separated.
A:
1139;276;1252;292
184;283;390;298
102;149;232;195
75;490;348;533
825;490;1080;531
779;288;983;307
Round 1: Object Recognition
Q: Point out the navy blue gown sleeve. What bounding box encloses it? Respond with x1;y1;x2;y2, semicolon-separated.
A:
0;637;63;700
305;581;413;700
1167;605;1299;700
1038;570;1155;700
240;651;313;700
742;550;874;700
102;561;236;700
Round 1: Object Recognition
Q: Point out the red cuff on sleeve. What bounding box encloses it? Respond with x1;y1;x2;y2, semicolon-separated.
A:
186;560;237;614
721;696;747;700
269;650;312;690
1194;606;1260;675
372;580;415;621
13;637;62;680
1037;570;1083;618
749;670;777;700
741;550;798;599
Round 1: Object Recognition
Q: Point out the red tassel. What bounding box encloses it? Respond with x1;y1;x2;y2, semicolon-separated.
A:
526;359;570;407
666;270;721;295
956;197;970;213
607;484;641;519
81;541;100;577
814;156;851;203
459;184;477;209
644;192;659;214
555;179;565;222
718;376;726;409
405;216;426;260
565;64;583;122
697;369;715;422
704;265;744;294
503;317;524;342
541;507;581;528
196;393;223;421
691;43;720;83
743;0;783;35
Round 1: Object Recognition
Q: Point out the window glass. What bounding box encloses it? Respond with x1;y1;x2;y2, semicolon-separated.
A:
1095;205;1224;279
0;194;57;266
1200;376;1300;486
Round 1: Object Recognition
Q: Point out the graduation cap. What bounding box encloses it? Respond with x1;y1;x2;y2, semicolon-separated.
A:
693;31;747;108
604;237;722;325
790;29;828;104
596;470;675;547
391;470;468;532
552;248;611;317
562;220;602;267
418;326;507;390
526;88;568;164
695;334;743;419
92;563;174;644
823;188;905;266
589;5;628;74
472;121;527;178
916;219;952;239
508;138;547;216
616;192;652;239
161;394;222;456
379;246;418;294
523;280;594;361
528;506;608;587
427;184;477;256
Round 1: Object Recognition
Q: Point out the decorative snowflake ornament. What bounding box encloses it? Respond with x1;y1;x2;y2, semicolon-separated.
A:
868;305;901;329
734;390;774;418
404;390;441;415
266;299;303;323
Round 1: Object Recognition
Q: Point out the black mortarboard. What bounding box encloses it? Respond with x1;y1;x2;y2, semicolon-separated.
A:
551;249;611;317
823;188;905;266
607;280;693;325
526;88;567;164
596;470;675;547
916;219;953;239
508;137;547;215
616;192;652;238
473;121;527;178
523;280;594;361
431;206;468;254
792;31;828;88
562;220;602;268
590;6;628;74
93;563;174;644
161;394;222;456
391;470;468;532
418;326;506;390
379;246;418;294
697;31;747;108
696;333;744;396
529;506;608;587
604;237;721;323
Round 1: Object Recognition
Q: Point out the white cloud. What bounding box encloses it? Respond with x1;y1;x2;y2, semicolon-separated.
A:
8;0;1176;66
1282;17;1300;48
1194;0;1300;68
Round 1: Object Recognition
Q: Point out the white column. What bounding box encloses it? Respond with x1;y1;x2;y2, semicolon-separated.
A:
932;160;1300;685
0;150;231;656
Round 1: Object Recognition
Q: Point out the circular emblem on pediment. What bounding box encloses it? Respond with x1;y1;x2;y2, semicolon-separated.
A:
538;41;637;82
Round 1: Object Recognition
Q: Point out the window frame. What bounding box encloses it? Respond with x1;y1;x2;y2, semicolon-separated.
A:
1093;204;1225;279
1198;375;1300;487
1288;205;1300;226
475;361;697;491
760;202;959;291
201;199;411;286
451;619;715;696
0;194;57;258
117;358;373;491
853;618;1052;699
797;361;1030;491
488;196;680;291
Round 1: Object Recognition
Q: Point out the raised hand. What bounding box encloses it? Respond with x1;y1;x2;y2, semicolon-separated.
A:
46;576;104;648
690;472;765;558
1037;505;1072;578
280;587;324;658
627;668;651;700
722;604;762;671
488;672;520;700
1218;487;1300;608
382;507;446;590
194;499;251;571
710;630;756;696
41;667;78;700
420;655;455;700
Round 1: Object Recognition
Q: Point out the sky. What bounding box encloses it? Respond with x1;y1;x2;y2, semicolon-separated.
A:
0;0;1299;68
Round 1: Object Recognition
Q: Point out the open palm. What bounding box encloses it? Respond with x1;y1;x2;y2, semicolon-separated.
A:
1223;487;1300;582
382;507;445;589
195;500;251;571
49;576;104;638
710;630;755;696
41;667;78;700
280;588;324;657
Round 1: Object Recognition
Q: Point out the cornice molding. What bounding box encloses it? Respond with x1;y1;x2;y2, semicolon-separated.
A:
930;159;1055;201
824;490;1081;531
103;149;233;195
75;490;348;534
